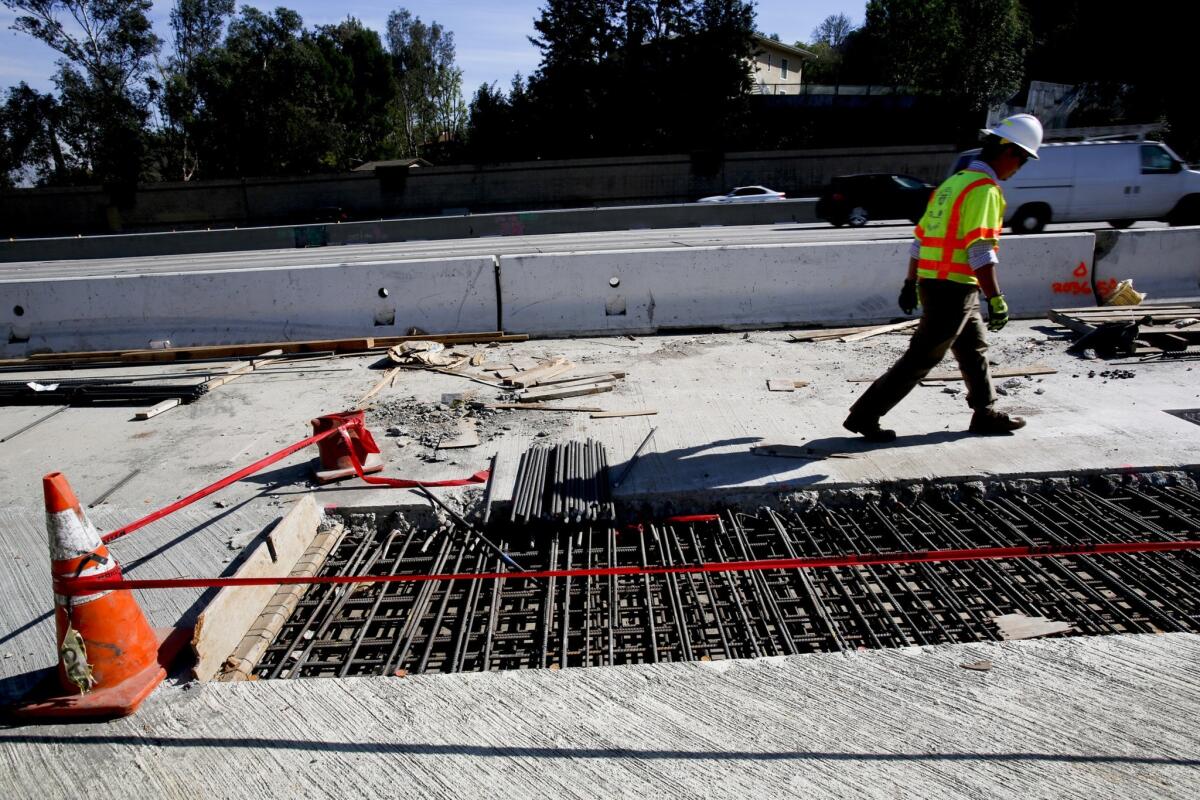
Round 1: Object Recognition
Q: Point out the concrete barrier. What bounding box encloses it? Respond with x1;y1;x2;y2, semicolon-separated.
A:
0;201;818;263
1092;227;1200;302
988;233;1098;314
2;256;498;356
498;233;1099;336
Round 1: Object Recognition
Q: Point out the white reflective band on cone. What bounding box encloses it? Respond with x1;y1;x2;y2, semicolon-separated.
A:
47;508;103;562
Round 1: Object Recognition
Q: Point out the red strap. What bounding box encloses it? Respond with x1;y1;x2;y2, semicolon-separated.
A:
103;421;488;544
59;539;1200;594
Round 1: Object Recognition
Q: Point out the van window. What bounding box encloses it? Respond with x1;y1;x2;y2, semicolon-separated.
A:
1140;144;1177;174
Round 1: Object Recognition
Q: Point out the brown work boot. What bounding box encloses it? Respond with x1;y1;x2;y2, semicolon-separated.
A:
969;408;1026;434
843;413;897;442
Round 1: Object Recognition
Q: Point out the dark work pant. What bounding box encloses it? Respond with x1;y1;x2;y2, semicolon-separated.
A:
849;279;996;420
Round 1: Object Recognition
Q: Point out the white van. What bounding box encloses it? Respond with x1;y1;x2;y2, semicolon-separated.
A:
951;140;1200;233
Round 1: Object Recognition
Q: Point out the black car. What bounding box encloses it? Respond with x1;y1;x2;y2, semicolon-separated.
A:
815;173;934;227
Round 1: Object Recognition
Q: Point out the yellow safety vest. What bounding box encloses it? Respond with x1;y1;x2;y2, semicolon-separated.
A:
914;170;1005;286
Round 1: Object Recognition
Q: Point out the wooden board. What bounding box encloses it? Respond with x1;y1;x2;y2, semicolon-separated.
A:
529;370;626;388
839;319;918;342
15;331;526;368
219;521;345;681
192;494;323;681
518;382;615;402
505;358;573;387
133;398;181;420
355;367;402;409
767;379;809;392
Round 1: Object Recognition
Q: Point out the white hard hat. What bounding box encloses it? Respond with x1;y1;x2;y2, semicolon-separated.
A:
980;113;1043;159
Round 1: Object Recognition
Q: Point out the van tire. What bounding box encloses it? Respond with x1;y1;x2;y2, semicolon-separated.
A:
1011;204;1049;234
1107;220;1135;229
1167;195;1200;227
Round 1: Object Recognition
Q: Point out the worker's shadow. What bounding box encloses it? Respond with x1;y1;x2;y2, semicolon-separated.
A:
797;429;976;454
610;436;830;494
612;430;979;495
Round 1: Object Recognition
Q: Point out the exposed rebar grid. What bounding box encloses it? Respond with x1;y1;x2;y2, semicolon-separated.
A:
253;474;1200;679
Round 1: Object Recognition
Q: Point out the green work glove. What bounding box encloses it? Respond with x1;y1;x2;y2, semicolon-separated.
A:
987;294;1010;332
898;279;919;315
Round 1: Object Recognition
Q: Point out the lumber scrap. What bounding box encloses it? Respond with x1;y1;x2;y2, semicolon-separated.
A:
751;444;858;460
767;379;809;392
529;370;626;388
839;319;918;342
17;331;527;368
193;495;324;681
133;398;181;420
518;381;615;402
504;358;573;387
356;367;402;409
218;519;345;681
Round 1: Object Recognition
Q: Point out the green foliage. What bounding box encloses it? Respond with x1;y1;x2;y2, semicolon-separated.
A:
512;0;756;159
385;9;467;160
3;0;162;184
860;0;1029;114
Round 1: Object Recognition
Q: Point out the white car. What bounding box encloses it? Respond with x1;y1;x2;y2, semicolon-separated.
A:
697;185;787;203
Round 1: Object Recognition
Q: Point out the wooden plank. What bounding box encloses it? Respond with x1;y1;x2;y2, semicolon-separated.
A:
22;331;526;367
133;398;181;420
528;370;626;388
853;364;1056;382
590;409;657;419
219;521;345;681
518;382;615;402
839;319;918;342
505;358;573;387
433;367;504;387
192;495;323;681
356;367;402;409
485;403;604;412
788;325;881;342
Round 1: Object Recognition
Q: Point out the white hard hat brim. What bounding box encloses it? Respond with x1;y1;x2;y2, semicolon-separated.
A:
980;128;1040;159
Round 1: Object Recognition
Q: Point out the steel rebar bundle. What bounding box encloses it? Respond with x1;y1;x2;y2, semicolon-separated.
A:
509;439;615;525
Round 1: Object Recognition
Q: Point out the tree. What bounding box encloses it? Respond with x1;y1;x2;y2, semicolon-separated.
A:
385;9;467;159
158;0;235;180
0;82;74;186
4;0;162;185
811;12;854;48
861;0;1028;113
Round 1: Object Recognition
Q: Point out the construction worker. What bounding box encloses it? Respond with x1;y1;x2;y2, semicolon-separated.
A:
844;113;1044;442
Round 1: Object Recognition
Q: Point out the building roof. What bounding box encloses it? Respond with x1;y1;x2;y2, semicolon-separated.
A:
753;34;816;60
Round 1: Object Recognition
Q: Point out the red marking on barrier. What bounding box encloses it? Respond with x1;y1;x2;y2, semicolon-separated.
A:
57;539;1200;595
1073;261;1088;278
1052;281;1093;295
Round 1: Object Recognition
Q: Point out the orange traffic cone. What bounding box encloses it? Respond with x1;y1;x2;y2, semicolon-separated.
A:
12;472;189;720
310;410;384;483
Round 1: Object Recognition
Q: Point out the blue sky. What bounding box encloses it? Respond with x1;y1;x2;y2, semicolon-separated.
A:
1;1;862;96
